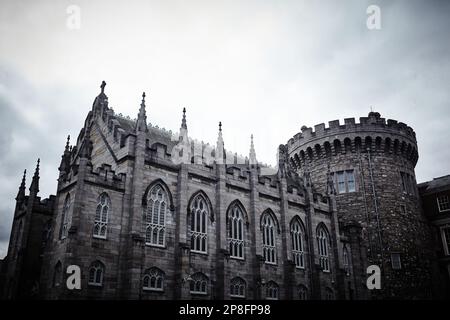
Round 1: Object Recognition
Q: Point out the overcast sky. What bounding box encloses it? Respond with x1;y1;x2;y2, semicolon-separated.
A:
1;0;449;258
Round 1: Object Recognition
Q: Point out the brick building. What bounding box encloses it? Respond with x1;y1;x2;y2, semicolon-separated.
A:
0;82;441;300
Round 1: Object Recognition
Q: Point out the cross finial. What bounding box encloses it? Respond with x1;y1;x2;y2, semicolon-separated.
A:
219;121;222;132
142;92;146;99
100;81;106;93
183;107;186;114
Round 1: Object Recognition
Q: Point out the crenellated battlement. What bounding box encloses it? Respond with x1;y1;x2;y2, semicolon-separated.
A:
287;112;419;169
288;112;416;147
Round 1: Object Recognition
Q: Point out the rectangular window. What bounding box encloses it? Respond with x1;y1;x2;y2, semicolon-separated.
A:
441;227;450;255
391;253;402;270
346;170;355;192
337;172;346;194
400;172;407;193
437;195;450;212
334;170;356;194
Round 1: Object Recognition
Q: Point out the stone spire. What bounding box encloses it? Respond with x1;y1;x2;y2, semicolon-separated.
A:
16;169;27;201
65;135;70;152
59;135;71;175
215;122;224;163
181;107;187;130
136;91;148;132
249;134;257;166
179;108;188;143
29;159;40;195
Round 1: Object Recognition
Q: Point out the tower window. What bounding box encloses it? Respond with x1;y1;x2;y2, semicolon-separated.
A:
333;170;356;194
391;253;402;270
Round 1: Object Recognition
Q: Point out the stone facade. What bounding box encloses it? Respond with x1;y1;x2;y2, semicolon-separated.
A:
0;82;441;300
418;175;450;298
286;112;437;299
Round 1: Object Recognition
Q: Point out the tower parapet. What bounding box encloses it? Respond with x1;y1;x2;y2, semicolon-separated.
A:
287;112;418;171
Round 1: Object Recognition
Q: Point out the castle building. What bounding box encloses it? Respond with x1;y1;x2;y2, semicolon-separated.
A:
1;82;439;300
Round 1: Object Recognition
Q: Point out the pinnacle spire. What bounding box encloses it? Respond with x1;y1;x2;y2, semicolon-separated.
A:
65;135;70;152
249;134;257;165
216;122;224;163
16;169;26;201
181;107;187;130
29;158;40;194
136;91;148;132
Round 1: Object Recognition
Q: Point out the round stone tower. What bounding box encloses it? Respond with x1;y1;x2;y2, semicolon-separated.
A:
286;111;434;299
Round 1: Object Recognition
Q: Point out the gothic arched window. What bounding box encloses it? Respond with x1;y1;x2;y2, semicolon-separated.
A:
145;184;167;246
291;218;306;268
190;193;209;253
266;281;279;300
298;285;308;300
94;193;110;239
143;267;165;292
228;203;245;259
317;225;330;272
261;212;277;264
190;272;208;295
230;277;246;298
60;194;71;239
88;261;104;287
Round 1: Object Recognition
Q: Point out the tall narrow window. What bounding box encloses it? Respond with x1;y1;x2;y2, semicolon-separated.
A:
230;277;246;298
143;267;164;292
343;246;350;275
190;272;208;295
190;194;209;253
53;261;62;287
317;225;330;272
441;226;450;255
60;194;71;240
337;171;346;193
145;184;167;246
437;195;450;212
228;204;245;259
262;213;277;264
88;261;104;287
391;253;402;270
265;281;279;300
346;170;355;192
94;193;110;239
298;285;308;300
291;219;305;268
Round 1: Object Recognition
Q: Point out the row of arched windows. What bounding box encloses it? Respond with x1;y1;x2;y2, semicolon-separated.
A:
53;260;335;299
58;184;332;271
